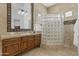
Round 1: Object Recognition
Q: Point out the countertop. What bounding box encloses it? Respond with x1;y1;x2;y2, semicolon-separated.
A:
0;32;41;40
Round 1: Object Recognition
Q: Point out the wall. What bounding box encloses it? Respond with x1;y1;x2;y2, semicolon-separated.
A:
47;3;78;21
0;3;7;34
33;3;47;25
64;24;74;47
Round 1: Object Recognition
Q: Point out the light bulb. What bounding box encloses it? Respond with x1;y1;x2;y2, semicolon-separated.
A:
18;10;21;14
24;12;28;16
21;11;24;15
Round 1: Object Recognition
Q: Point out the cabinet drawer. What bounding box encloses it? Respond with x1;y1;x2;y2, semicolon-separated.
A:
27;35;34;39
3;37;20;46
21;37;28;42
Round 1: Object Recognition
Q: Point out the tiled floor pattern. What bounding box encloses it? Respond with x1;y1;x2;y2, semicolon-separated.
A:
19;47;78;56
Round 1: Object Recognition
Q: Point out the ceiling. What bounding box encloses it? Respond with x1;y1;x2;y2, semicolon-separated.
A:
42;3;56;7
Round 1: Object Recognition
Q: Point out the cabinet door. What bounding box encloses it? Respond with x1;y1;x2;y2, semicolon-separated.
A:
2;37;21;56
21;42;27;50
2;43;19;56
21;37;28;51
28;36;35;49
35;34;41;47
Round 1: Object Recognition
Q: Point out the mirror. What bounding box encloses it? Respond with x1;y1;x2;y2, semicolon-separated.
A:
7;3;33;32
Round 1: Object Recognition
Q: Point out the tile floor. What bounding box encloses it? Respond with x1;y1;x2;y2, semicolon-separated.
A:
19;47;78;56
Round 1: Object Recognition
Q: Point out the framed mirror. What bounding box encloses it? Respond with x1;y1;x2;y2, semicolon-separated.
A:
7;3;33;32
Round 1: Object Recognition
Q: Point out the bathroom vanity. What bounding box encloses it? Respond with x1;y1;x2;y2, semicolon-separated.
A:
0;32;41;56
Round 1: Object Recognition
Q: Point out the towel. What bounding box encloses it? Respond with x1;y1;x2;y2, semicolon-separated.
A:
74;20;79;47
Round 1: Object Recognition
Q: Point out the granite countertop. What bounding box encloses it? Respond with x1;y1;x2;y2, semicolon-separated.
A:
0;32;41;40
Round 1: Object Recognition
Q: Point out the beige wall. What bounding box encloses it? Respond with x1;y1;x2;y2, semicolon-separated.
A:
47;3;78;21
64;24;74;47
33;3;47;24
0;3;7;34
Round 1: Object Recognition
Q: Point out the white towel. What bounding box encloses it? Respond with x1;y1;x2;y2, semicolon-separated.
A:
74;20;79;47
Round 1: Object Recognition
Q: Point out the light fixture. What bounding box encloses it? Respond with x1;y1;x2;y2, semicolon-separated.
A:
18;8;28;16
21;11;25;15
18;10;21;14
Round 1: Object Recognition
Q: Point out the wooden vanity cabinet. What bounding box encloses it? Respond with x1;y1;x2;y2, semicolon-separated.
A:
2;34;41;56
2;37;21;56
